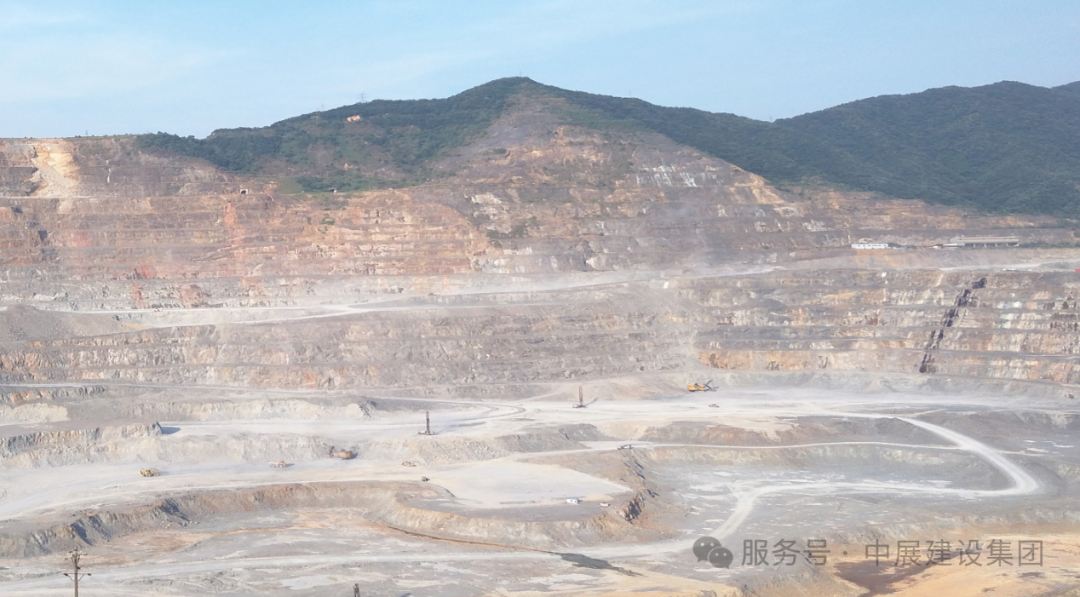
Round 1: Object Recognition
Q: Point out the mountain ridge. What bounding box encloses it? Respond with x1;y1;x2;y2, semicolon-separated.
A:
135;77;1080;217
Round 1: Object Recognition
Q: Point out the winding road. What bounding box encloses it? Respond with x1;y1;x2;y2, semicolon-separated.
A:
0;385;1046;594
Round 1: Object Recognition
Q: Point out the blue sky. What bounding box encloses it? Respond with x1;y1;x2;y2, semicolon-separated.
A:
2;0;1079;138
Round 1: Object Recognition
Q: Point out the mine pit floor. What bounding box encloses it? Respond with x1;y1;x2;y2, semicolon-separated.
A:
1;386;1079;596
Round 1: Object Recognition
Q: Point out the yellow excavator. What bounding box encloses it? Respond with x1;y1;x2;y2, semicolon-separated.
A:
687;380;716;392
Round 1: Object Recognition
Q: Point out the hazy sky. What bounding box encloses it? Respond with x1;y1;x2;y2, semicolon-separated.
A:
2;0;1079;138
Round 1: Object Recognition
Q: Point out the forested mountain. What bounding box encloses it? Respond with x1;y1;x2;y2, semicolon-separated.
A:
138;77;1080;216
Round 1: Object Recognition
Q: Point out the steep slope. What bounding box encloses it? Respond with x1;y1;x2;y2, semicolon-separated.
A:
1;94;1072;310
1;91;1079;396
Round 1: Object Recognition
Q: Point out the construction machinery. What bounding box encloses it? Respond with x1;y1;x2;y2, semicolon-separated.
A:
402;461;417;467
140;468;160;477
418;411;434;435
687;380;716;392
331;450;355;460
572;385;586;408
269;460;288;468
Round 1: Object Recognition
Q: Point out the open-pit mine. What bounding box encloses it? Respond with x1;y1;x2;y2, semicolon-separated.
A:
2;90;1080;597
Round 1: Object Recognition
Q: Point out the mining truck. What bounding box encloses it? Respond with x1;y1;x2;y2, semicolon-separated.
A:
332;450;355;460
140;468;160;477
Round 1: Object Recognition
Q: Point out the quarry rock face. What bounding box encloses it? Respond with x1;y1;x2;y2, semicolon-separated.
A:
0;95;1077;395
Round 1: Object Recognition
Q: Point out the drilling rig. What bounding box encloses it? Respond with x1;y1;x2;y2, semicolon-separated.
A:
572;385;587;408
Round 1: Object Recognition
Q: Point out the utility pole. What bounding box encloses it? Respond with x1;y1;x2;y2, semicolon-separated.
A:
63;549;90;597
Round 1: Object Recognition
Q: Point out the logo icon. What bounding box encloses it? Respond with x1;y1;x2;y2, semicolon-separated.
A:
693;536;734;568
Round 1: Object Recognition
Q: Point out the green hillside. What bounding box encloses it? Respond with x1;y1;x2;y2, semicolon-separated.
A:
138;78;524;192
137;78;1080;216
777;82;1080;214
